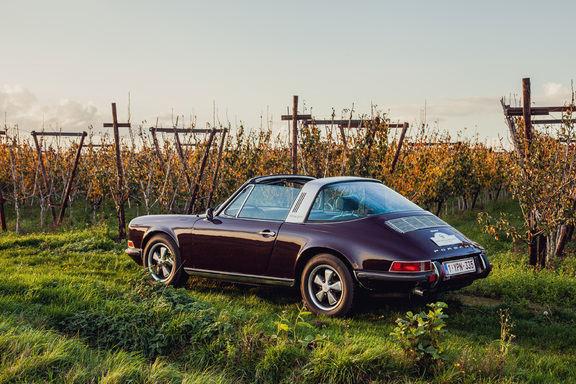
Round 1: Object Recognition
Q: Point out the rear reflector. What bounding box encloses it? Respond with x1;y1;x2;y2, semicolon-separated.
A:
390;261;432;273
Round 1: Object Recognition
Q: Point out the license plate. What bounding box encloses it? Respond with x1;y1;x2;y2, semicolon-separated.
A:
443;258;475;277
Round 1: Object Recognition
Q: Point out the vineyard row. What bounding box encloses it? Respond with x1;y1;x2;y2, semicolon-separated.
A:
0;117;509;234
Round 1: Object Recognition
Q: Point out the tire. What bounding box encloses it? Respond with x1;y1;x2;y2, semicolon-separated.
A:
300;254;355;317
143;234;188;287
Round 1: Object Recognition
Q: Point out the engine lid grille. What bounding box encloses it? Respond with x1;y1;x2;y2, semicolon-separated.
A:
385;215;449;234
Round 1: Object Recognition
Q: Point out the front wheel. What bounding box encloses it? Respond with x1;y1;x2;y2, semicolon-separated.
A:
300;254;355;317
143;234;187;287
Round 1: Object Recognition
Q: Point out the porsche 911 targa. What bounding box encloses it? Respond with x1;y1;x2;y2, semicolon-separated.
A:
125;175;491;316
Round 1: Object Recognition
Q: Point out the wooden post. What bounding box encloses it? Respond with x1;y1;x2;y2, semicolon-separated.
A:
522;78;539;265
31;132;57;223
103;103;131;239
206;127;228;209
390;123;409;174
56;132;87;226
113;103;126;239
501;98;523;158
173;127;193;190
187;128;217;214
281;96;311;175
523;77;533;152
292;96;298;174
340;111;352;176
0;186;6;232
150;127;165;169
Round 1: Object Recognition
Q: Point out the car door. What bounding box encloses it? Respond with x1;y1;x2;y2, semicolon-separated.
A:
191;184;295;275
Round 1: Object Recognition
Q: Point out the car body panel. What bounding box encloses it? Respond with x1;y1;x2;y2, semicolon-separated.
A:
191;216;282;275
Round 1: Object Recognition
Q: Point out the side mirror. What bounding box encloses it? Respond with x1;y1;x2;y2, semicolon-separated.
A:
205;207;214;222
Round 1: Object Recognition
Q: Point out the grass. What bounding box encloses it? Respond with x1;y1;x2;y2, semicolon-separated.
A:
1;198;576;382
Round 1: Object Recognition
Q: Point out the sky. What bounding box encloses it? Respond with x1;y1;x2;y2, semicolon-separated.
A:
2;0;576;146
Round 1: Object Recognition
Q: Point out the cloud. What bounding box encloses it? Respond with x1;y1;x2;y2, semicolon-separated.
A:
536;82;574;105
0;85;103;133
386;96;501;127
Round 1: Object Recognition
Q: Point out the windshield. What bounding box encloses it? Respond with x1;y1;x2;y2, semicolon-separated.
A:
307;181;422;222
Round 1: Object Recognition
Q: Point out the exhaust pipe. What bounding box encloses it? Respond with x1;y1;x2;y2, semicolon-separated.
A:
412;288;429;297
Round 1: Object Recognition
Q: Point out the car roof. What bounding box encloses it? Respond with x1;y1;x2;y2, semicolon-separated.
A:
285;176;382;223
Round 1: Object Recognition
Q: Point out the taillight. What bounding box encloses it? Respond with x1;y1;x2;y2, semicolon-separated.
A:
127;240;135;248
389;261;432;273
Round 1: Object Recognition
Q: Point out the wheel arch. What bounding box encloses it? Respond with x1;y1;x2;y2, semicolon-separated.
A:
294;247;356;287
141;228;180;257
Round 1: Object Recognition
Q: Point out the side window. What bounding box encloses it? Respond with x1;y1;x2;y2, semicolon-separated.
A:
237;184;300;221
223;186;253;217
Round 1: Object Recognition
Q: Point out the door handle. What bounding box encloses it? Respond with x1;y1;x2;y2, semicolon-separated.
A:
259;230;276;237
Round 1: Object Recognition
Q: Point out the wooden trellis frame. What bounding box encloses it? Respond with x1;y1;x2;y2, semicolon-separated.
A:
501;77;576;267
281;95;409;175
149;126;226;214
30;130;87;227
502;78;576;157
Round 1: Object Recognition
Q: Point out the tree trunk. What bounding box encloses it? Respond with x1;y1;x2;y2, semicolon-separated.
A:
471;189;480;209
538;234;547;268
554;224;571;257
435;199;443;217
528;230;538;266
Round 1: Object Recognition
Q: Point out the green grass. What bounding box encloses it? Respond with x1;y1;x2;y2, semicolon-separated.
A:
1;198;576;382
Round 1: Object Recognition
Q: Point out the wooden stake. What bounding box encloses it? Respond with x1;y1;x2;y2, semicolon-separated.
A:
173;127;193;190
390;123;409;174
281;96;311;175
523;77;533;154
31;132;57;223
0;186;6;232
150;126;165;169
187;128;217;214
206;127;228;208
292;95;298;174
103;103;131;239
340;110;352;176
56;132;87;226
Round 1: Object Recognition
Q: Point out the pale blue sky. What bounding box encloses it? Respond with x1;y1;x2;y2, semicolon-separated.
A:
2;0;575;143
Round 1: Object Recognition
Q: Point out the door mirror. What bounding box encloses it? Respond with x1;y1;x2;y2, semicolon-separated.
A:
205;207;214;222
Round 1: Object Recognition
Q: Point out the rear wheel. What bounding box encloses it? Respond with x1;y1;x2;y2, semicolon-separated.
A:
300;254;355;317
143;234;188;287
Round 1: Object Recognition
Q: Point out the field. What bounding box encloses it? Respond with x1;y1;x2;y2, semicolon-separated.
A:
1;198;576;384
1;116;575;382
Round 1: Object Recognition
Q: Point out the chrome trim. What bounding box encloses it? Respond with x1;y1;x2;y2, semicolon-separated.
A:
183;267;294;287
125;248;142;258
431;261;441;288
479;253;487;270
355;270;431;282
224;185;254;217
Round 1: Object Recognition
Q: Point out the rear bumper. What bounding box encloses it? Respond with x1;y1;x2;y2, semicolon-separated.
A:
355;253;492;294
125;248;143;266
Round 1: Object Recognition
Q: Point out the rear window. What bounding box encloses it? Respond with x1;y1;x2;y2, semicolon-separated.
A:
307;181;422;222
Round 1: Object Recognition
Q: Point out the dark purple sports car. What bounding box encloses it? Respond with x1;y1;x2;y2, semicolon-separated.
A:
125;175;491;316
